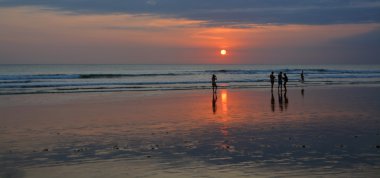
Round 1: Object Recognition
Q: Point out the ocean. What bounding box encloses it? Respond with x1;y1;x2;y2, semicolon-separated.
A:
1;64;380;95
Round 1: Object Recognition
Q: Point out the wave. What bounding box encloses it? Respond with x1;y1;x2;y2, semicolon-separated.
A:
0;80;32;84
1;75;380;89
0;79;269;89
0;73;191;80
204;69;380;75
307;74;380;79
79;73;189;78
0;74;81;80
1;78;380;91
1;68;380;81
2;80;380;95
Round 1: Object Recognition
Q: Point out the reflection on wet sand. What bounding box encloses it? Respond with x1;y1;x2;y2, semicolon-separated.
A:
1;88;380;177
221;90;228;114
212;92;217;114
212;90;229;116
278;90;284;112
284;91;289;110
211;90;231;146
271;91;275;112
272;91;289;112
273;90;289;112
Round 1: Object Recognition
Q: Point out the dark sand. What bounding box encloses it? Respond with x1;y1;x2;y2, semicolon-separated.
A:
1;87;380;177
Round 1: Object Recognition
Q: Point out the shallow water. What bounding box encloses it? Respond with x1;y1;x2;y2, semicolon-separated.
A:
0;87;380;177
1;64;380;95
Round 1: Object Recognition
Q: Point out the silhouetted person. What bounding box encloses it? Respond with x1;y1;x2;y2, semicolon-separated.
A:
271;90;275;112
278;90;283;112
278;72;283;91
270;71;275;91
212;74;217;93
283;73;288;91
212;92;217;114
301;70;304;83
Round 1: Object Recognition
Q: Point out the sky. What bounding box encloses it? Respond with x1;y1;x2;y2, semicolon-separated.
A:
0;0;380;64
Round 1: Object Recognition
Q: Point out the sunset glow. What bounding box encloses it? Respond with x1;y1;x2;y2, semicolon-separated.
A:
0;1;379;64
1;1;380;178
220;49;227;55
1;1;380;177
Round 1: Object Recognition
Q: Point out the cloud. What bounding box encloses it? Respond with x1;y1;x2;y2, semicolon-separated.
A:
328;28;380;64
1;0;380;26
334;27;380;47
146;0;157;6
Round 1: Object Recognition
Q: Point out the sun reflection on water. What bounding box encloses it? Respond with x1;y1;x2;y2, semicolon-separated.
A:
221;90;228;114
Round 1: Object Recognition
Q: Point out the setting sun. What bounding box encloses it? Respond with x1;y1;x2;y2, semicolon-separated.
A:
220;49;227;55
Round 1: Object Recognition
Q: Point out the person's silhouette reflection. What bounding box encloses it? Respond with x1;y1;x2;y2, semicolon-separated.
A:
278;90;284;112
271;90;275;112
212;92;218;114
284;91;289;110
301;88;304;98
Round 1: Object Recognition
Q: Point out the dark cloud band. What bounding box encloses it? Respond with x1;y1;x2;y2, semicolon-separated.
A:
1;0;380;25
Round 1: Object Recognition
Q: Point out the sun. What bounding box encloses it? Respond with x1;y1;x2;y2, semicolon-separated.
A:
220;49;227;55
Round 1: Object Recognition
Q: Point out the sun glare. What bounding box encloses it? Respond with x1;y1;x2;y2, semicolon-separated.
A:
220;49;227;55
221;90;228;113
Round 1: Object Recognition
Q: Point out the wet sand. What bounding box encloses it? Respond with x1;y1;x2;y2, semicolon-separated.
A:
1;87;380;177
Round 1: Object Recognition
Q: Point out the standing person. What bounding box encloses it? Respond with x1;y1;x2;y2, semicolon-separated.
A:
212;74;217;92
283;73;288;91
277;72;283;91
270;71;275;91
300;70;304;83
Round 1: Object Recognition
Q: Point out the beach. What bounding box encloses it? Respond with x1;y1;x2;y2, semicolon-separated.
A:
1;86;380;177
2;0;380;177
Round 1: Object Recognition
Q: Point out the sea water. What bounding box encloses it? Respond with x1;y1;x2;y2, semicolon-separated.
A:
1;64;380;95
